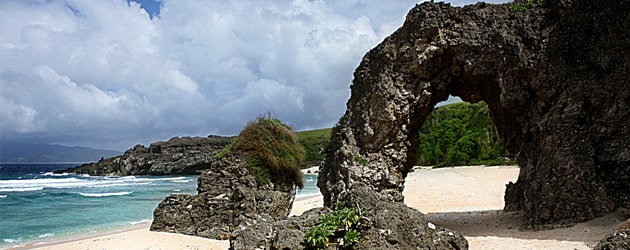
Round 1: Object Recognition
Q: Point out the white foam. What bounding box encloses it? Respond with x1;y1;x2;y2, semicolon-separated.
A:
171;179;192;183
128;219;151;225
78;191;132;197
38;233;54;238
3;238;18;243
42;172;68;176
0;175;161;192
159;177;187;181
0;195;7;198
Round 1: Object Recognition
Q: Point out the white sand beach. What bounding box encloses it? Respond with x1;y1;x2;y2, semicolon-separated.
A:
17;166;627;250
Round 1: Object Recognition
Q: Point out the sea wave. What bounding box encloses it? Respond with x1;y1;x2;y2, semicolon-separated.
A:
0;187;44;192
38;233;54;238
0;176;159;191
3;238;18;243
42;172;68;176
158;177;187;181
0;195;7;198
78;191;133;197
128;219;152;225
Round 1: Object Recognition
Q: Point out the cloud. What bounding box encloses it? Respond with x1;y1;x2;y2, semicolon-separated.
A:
0;0;509;150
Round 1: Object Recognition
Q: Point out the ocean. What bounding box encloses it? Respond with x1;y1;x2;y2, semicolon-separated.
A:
0;164;319;248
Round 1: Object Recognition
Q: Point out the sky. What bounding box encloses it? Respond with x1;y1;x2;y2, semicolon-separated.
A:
0;0;509;151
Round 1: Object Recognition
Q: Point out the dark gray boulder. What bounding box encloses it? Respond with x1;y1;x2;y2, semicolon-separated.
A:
592;229;630;250
150;155;297;240
337;183;468;250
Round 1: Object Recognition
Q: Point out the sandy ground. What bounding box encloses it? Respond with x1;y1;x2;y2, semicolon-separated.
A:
15;166;627;250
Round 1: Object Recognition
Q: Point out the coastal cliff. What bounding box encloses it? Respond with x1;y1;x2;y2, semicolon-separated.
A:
58;135;233;176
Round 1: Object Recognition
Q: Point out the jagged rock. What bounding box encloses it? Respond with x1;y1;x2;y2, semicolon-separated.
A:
150;154;297;240
337;184;467;249
230;207;329;250
230;183;467;249
319;0;630;228
58;135;233;176
592;229;630;250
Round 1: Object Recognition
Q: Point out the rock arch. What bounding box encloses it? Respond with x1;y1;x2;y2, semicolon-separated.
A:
318;1;629;227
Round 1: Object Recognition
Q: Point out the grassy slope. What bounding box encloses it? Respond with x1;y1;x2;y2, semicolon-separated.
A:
296;128;332;165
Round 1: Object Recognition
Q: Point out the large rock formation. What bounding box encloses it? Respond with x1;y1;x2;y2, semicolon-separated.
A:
150;155;297;239
58;136;233;176
319;0;630;228
151;117;305;240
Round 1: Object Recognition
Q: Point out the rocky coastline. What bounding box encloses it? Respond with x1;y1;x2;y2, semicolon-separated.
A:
56;135;233;176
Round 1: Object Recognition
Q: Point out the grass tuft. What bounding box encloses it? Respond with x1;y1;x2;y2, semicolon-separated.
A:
233;116;305;188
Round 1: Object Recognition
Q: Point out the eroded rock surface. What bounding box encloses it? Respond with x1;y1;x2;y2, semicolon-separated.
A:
59;136;233;176
230;184;468;250
150;155;297;239
592;229;630;250
319;0;630;227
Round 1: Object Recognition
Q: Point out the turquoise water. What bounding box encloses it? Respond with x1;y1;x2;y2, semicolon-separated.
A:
0;164;319;248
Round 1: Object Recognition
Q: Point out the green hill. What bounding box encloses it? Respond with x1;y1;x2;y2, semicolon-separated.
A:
296;128;332;165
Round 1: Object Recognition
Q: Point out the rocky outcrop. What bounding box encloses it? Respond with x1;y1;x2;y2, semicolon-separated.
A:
230;183;467;250
150;154;297;239
319;0;630;228
58;135;233;176
592;229;630;250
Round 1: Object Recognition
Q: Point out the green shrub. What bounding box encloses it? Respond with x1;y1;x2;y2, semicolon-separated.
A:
213;141;233;159
305;205;367;249
247;156;271;185
510;0;546;12
232;116;306;188
353;155;369;166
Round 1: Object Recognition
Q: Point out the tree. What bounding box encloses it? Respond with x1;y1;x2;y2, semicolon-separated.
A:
416;102;513;167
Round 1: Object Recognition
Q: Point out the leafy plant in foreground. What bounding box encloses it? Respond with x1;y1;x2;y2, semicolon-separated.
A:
305;204;369;249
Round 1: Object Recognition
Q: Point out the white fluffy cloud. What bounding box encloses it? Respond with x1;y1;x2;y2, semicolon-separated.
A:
0;0;508;150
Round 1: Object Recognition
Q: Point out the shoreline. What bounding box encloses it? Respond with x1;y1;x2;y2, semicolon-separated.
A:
9;165;627;249
11;194;325;250
7;222;153;250
7;192;324;250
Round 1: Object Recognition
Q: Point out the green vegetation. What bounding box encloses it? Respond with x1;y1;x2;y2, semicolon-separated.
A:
416;102;513;167
296;128;332;164
280;101;513;169
305;204;367;249
213;141;233;159
221;116;306;188
510;0;547;12
353;155;369;166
